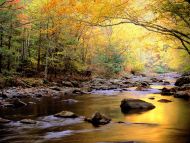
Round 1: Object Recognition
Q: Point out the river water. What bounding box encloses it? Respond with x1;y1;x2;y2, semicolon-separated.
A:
0;74;190;143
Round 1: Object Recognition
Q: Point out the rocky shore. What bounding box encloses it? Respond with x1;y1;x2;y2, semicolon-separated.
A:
0;73;173;109
161;72;190;99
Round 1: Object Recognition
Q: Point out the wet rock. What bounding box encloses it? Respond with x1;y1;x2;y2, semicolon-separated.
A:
64;88;84;95
20;119;37;124
116;121;126;124
174;91;190;99
13;99;27;108
0;117;11;123
161;87;175;96
62;99;78;104
135;86;149;91
85;112;111;126
120;99;155;113
180;84;190;90
135;81;150;91
175;76;190;86
151;78;160;82
149;97;155;100
54;111;78;118
163;81;170;85
140;81;150;87
151;77;165;83
158;99;172;103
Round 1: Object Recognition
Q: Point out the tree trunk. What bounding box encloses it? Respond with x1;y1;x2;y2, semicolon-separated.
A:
45;22;49;80
7;34;12;71
0;26;3;73
37;29;41;72
44;43;49;80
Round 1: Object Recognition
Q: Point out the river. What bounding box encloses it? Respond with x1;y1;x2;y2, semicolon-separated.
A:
0;73;190;143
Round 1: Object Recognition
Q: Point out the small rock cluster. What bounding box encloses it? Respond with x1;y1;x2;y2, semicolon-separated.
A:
161;73;190;99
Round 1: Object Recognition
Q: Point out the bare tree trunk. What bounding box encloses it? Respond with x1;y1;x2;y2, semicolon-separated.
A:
44;42;49;80
0;26;3;73
7;33;12;71
44;22;49;80
37;29;41;72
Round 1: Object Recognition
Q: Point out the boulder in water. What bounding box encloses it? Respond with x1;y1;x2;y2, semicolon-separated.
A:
148;97;155;100
0;117;11;123
158;99;172;103
54;111;78;118
20;119;37;124
174;91;190;99
161;87;175;96
85;112;111;126
175;76;190;86
120;98;155;113
163;81;170;85
182;71;190;77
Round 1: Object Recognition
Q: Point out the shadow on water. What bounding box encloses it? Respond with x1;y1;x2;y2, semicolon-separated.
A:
0;78;190;143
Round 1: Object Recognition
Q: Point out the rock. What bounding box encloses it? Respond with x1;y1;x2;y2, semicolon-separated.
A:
174;90;190;99
72;88;84;94
120;99;155;113
0;117;11;123
158;99;172;103
135;81;150;91
180;84;190;90
49;86;61;91
163;81;170;85
149;97;155;100
151;77;163;83
140;81;150;87
54;111;78;118
85;112;111;126
182;71;190;77
116;121;126;124
13;99;27;108
62;99;78;104
84;117;92;122
63;88;85;96
161;87;175;96
62;81;73;87
71;81;80;87
135;86;149;91
20;119;37;124
175;76;190;86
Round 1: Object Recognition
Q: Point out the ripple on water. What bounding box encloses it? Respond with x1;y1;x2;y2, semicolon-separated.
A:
44;130;74;139
37;115;84;129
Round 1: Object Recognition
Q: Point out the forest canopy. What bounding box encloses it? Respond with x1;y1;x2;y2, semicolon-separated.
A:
0;0;189;79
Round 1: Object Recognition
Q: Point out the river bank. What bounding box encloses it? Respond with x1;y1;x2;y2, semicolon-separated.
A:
0;72;180;109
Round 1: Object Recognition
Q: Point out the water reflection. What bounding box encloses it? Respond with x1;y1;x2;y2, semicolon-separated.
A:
0;89;190;143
